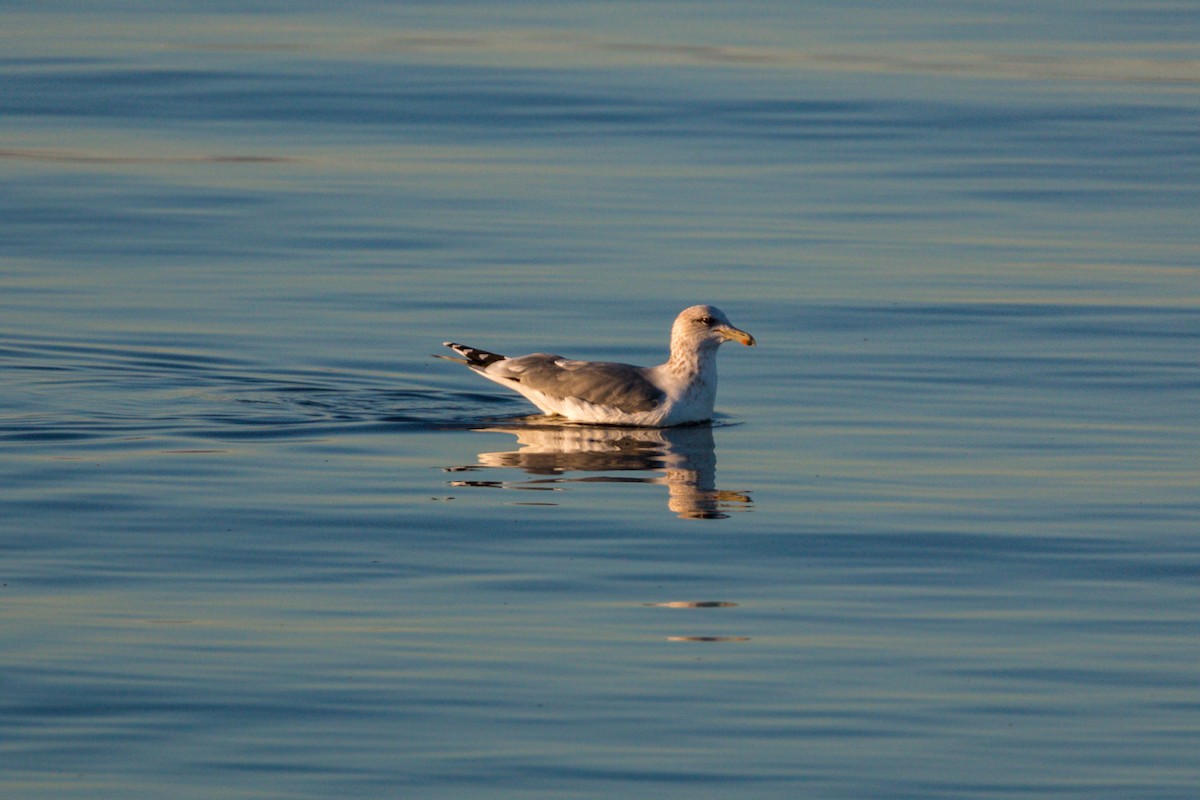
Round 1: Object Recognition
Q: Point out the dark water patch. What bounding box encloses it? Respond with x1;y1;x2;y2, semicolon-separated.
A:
0;426;114;443
957;664;1198;691
0;147;298;165
849;301;1200;324
0;66;243;118
1;177;284;262
22;58;1182;155
0;55;112;68
799;303;1200;401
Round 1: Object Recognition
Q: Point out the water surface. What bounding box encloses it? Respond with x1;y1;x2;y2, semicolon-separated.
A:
2;2;1198;798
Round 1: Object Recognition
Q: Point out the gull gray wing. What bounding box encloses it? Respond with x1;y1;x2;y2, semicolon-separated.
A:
492;355;665;413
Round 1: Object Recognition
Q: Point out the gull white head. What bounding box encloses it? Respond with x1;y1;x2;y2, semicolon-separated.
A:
665;305;755;379
670;304;756;352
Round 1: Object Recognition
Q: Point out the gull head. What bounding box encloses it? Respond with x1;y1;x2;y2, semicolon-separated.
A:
672;305;756;351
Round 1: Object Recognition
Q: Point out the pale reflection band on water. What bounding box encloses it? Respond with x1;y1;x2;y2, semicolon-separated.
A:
445;420;752;519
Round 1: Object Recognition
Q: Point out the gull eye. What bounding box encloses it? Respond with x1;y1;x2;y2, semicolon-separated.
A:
698;315;716;326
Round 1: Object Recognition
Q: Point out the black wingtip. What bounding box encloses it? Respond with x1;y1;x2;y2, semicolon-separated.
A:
442;342;507;368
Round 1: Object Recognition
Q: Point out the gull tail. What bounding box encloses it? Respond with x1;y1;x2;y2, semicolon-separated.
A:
435;342;507;369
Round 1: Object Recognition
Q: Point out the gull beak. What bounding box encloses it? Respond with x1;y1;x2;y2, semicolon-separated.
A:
717;325;756;347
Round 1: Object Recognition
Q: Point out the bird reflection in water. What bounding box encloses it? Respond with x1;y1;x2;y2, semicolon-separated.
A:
445;421;751;519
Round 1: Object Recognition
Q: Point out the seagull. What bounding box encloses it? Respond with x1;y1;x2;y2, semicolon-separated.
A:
436;305;755;426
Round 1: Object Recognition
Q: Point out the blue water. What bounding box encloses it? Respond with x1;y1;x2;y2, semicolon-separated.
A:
3;3;1199;798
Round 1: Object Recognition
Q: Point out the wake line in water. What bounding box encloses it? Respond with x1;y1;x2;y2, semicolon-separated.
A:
0;383;528;444
0;333;531;444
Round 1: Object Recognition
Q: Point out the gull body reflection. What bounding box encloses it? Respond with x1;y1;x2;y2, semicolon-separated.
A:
446;421;751;519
